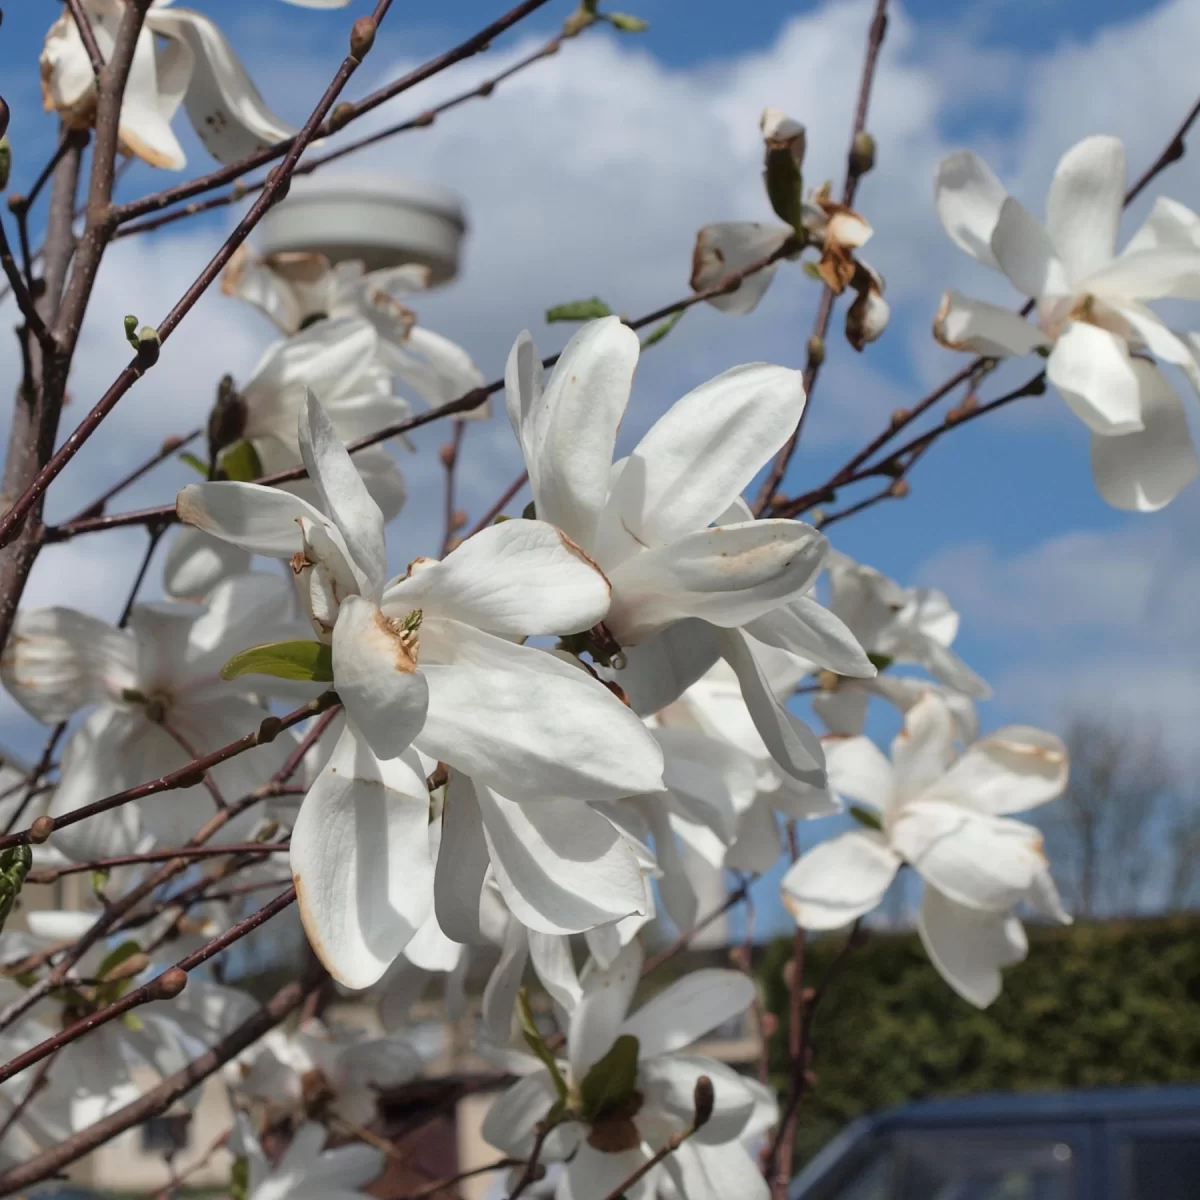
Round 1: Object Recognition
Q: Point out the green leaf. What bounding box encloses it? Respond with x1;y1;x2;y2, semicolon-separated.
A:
521;500;537;520
0;139;11;192
517;989;569;1104
764;148;804;232
640;309;683;350
546;297;612;323
220;640;333;683
579;1033;640;1121
0;845;32;935
96;941;143;982
802;260;824;282
230;1156;249;1200
867;652;894;673
849;805;884;832
178;452;208;477
219;439;263;483
606;11;649;30
124;314;140;348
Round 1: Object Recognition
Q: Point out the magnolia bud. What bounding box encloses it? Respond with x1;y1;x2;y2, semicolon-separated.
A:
0;138;12;193
29;816;54;844
154;967;188;999
135;326;160;367
329;103;354;131
693;1075;715;1129
350;16;377;59
891;408;910;427
806;335;825;368
850;130;876;176
889;479;910;498
0;96;9;140
5;192;20;213
450;508;468;531
439;442;457;468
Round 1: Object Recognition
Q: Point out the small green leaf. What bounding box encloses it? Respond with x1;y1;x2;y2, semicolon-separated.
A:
124;315;140;348
639;309;683;350
764;149;804;233
517;989;569;1104
219;439;263;483
230;1156;249;1200
867;652;893;673
606;11;648;31
579;1033;640;1121
546;297;612;323
220;640;333;683
0;139;11;192
849;805;884;832
120;1012;145;1032
521;500;537;520
802;260;824;282
0;845;32;935
178;452;208;477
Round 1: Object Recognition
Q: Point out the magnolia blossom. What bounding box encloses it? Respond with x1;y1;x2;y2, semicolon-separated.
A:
40;0;318;169
935;135;1200;510
233;1116;383;1200
224;245;490;420
809;550;987;739
506;317;873;787
178;394;663;988
483;941;774;1200
0;574;304;861
782;693;1070;1006
227;1017;422;1127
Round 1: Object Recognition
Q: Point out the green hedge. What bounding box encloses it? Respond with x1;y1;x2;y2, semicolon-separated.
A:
758;916;1200;1164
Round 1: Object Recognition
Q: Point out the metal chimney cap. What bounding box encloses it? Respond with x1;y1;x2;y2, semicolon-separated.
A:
257;173;467;284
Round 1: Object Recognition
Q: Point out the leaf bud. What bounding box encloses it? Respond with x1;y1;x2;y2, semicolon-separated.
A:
153;967;188;999
350;16;377;59
29;816;54;844
849;130;876;176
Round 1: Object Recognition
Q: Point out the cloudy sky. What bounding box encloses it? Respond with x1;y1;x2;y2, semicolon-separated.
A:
0;0;1198;927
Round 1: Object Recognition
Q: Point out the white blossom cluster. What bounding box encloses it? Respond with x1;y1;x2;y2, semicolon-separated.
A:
0;4;1195;1197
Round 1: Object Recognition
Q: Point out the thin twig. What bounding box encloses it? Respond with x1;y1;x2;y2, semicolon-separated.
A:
25;842;288;884
1;724;66;835
69;429;202;524
400;1158;526;1200
117;523;167;627
64;0;108;77
0;218;54;350
466;471;528;538
440;420;467;557
506;1119;558;1200
642;882;751;976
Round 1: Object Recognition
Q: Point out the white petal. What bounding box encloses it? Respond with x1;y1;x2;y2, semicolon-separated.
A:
1;608;136;722
148;7;298;164
613;620;722;717
921;727;1068;816
744;595;874;678
933;290;1049;357
418;657;664;803
891;692;958;808
434;771;489;944
781;831;899;930
892;801;1047;911
569;939;643;1083
1117;303;1200;393
299;392;386;595
476;784;646;935
332;596;428;762
934;151;1007;269
616;366;805;546
719;629;825;785
1124;195;1200;255
1046;135;1126;283
560;1144;655;1200
812;685;870;736
524;317;639;550
1085;247;1200;302
1046;321;1144;436
606;521;826;644
989;197;1070;300
638;1057;756;1144
117;24;189;169
621;970;754;1058
529;932;582;1015
823;735;894;811
724;797;784;873
382;519;610;637
162;526;253;599
504;329;544;467
290;724;433;989
663;1141;769;1200
1090;360;1199;510
689;222;791;314
481;1071;562;1158
176;481;324;558
918;887;1027;1008
655;728;756;839
482;918;530;1044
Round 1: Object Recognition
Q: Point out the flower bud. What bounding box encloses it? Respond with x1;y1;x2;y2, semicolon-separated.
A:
153;967;188;999
135;326;160;367
692;1075;715;1129
29;816;54;844
806;334;825;368
849;131;876;177
439;442;457;468
889;479;910;498
329;103;354;131
845;263;888;351
0;96;9;140
350;16;377;59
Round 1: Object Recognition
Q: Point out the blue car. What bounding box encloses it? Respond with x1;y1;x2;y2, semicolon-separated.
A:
790;1085;1200;1200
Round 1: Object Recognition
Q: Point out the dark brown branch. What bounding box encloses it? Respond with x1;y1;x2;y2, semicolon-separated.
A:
69;429;201;524
0;963;323;1193
0;691;338;852
25;842;289;884
64;0;108;78
754;0;890;513
117;522;167;627
0;218;54;350
642;882;750;976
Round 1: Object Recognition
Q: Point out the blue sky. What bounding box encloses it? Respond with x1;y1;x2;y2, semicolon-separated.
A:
1;0;1198;935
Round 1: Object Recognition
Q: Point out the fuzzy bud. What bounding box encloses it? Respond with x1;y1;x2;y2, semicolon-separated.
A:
135;326;160;367
890;408;910;427
450;508;468;531
439;442;457;468
153;967;188;999
350;16;377;59
29;816;54;844
692;1075;715;1129
0;96;9;140
329;103;354;132
5;192;21;214
849;131;876;176
806;335;825;368
889;479;910;498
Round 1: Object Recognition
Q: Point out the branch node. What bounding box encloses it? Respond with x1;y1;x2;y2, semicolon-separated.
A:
152;967;188;1000
28;817;54;845
350;16;378;60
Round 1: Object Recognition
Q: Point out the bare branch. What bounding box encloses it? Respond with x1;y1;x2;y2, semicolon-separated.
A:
65;0;108;78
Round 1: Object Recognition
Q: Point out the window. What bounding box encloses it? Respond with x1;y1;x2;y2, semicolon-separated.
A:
139;1113;190;1154
1119;1134;1200;1200
896;1134;1075;1200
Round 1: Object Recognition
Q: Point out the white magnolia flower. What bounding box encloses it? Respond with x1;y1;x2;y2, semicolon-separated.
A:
934;135;1200;510
233;1116;383;1200
781;693;1070;1006
483;941;773;1200
40;0;317;169
506;317;873;787
178;394;664;988
810;550;988;739
227;1017;421;1127
224;246;490;420
0;574;304;861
